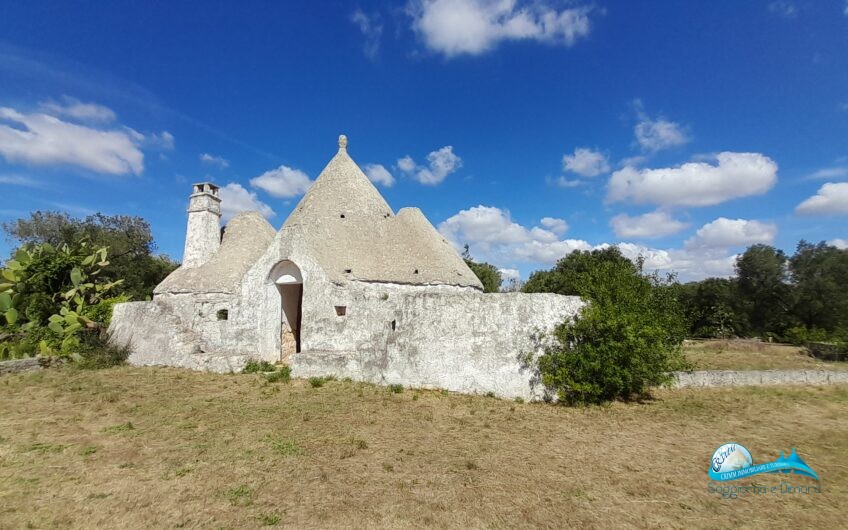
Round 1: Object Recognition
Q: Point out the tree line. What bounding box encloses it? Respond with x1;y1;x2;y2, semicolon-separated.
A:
521;241;848;344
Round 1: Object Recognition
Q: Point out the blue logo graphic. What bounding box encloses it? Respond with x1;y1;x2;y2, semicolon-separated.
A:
708;442;819;482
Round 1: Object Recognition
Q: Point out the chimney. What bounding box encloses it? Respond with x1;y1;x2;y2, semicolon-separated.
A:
182;182;221;268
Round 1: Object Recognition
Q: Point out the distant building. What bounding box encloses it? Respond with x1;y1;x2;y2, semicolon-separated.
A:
110;136;582;399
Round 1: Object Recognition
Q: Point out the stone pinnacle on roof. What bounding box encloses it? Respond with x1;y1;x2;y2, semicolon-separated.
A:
338;134;348;150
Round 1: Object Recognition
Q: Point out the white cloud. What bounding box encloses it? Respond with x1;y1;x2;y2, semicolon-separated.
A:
768;1;797;18
607;152;778;207
351;9;383;60
218;183;275;222
250;165;313;198
540;216;568;235
438;204;740;281
549;176;584;188
685;218;778;249
146;130;174;151
804;166;848;180
562;147;610;177
397;145;462;185
0;106;144;175
408;0;596;57
828;238;847;249
200;153;229;169
364;163;395;187
39;96;117;123
610;210;688;239
0;175;41;188
635;117;689;152
438;205;590;264
498;268;520;282
630;100;689;152
795;182;848;215
397;156;416;173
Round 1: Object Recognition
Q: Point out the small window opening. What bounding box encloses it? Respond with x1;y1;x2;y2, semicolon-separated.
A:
340;213;345;218
335;305;347;316
344;268;352;273
216;309;229;321
391;319;396;331
413;269;419;274
384;213;390;218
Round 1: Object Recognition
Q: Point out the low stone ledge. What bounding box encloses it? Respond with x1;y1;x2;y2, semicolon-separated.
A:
0;356;67;375
673;369;848;388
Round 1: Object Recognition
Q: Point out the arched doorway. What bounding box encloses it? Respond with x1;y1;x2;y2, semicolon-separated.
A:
270;261;303;362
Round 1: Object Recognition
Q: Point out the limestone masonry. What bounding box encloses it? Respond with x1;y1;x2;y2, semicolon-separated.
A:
109;135;584;400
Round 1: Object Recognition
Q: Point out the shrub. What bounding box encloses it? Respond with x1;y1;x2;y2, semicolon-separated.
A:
243;359;276;373
533;248;689;405
309;377;326;388
265;366;291;383
388;383;404;394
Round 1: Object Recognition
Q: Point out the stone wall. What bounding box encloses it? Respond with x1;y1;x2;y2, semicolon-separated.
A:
290;288;583;401
0;356;67;375
673;370;848;388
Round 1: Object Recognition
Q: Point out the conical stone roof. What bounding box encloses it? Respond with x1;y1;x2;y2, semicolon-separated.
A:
282;136;482;289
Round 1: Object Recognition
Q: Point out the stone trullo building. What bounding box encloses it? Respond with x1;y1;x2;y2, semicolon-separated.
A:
110;135;583;399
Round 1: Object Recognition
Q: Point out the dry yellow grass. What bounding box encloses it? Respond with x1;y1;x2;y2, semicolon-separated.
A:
1;366;846;529
684;339;848;371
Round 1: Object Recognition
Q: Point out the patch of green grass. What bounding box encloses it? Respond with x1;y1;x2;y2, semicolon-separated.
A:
81;445;98;456
226;484;254;506
24;442;65;454
382;462;394;472
102;422;134;434
309;377;326;388
259;512;282;526
270;438;303;456
388;384;404;394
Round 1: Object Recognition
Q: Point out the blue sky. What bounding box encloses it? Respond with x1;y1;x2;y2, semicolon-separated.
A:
1;0;847;282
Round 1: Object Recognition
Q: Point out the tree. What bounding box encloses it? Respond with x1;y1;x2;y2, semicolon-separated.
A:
523;246;634;297
735;244;795;336
3;211;178;300
678;278;747;338
789;240;848;336
529;247;688;405
462;244;502;293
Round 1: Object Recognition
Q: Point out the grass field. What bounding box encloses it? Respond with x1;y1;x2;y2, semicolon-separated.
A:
1;367;846;528
684;339;848;371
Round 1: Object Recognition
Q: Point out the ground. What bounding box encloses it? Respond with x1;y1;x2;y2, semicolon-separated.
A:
1;365;846;529
684;339;848;371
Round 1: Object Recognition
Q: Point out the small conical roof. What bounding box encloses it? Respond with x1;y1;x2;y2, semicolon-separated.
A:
281;135;482;289
284;135;392;228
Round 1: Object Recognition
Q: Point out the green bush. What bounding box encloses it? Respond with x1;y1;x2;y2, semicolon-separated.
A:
265;365;291;383
243;359;276;373
532;248;689;405
782;326;832;346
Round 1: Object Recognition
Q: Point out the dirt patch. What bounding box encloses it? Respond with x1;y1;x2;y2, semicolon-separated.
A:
0;366;845;528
